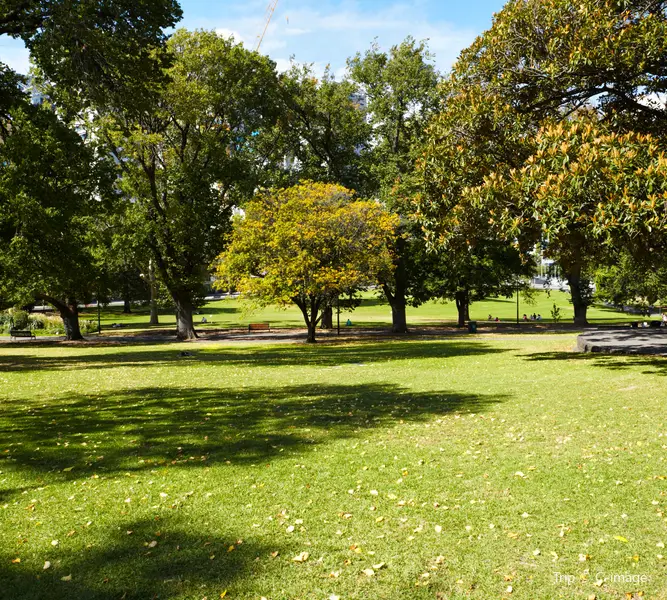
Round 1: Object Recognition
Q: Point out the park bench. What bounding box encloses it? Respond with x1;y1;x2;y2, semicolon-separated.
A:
10;329;36;340
248;323;271;333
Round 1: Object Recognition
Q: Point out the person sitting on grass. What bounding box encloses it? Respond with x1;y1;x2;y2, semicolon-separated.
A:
537;314;542;321
523;314;528;321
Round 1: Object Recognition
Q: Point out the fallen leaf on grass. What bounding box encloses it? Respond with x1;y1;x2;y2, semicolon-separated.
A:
615;536;629;543
43;561;51;570
362;568;375;577
11;558;20;564
61;575;72;582
292;552;309;562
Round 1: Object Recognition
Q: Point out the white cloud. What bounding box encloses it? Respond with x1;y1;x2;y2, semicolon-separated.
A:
215;28;245;44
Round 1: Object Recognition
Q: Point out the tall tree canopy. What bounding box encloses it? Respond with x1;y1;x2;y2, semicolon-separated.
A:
0;100;112;339
0;0;182;107
100;29;280;340
466;118;667;324
269;64;372;193
217;182;398;343
348;37;442;333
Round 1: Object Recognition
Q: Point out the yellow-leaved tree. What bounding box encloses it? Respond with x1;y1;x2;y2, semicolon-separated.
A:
216;182;399;342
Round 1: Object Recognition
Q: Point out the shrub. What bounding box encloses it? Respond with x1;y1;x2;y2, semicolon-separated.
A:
8;309;29;330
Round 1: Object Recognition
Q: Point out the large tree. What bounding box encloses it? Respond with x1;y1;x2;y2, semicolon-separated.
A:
348;37;441;333
466;117;667;324
100;29;280;340
417;0;667;323
217;182;398;343
0;101;111;340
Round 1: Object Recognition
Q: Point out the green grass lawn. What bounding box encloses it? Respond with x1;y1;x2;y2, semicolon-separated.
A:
74;290;633;334
1;335;667;599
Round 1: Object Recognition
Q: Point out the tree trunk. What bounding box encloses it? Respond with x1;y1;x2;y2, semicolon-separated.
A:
382;233;410;334
173;293;197;340
455;290;469;328
149;260;159;326
46;296;84;341
390;299;408;333
321;306;333;329
565;264;588;326
295;295;321;343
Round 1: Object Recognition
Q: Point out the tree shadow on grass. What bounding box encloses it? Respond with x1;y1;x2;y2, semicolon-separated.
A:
0;382;505;487
0;517;276;600
0;338;510;373
524;350;667;376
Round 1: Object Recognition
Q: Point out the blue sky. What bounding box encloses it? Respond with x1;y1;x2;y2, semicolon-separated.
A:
0;0;506;77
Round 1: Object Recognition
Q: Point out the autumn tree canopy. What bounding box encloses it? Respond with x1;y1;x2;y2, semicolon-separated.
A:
216;182;398;343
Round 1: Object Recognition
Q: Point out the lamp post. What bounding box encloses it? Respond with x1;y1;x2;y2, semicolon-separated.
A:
97;296;101;334
337;295;341;336
516;281;520;325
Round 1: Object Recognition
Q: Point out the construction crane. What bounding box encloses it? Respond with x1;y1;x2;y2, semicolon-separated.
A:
256;0;279;52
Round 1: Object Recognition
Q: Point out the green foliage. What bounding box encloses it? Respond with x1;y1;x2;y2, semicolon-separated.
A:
267;64;372;193
596;251;667;307
0;0;182;109
217;182;398;341
348;36;440;206
0;97;112;338
0;310;97;335
454;0;667;136
550;302;562;323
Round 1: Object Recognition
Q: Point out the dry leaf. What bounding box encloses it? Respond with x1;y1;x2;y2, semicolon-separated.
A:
362;568;375;577
43;561;51;570
61;575;72;582
292;552;309;562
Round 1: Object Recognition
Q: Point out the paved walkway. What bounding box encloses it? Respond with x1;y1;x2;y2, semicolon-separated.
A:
577;329;667;356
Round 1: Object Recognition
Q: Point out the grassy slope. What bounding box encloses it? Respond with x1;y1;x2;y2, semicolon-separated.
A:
1;335;666;599
75;290;632;333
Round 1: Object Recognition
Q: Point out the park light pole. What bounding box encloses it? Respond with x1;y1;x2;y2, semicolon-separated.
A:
337;295;341;336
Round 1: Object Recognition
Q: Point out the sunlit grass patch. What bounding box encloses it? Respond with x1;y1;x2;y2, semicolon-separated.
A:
1;336;666;599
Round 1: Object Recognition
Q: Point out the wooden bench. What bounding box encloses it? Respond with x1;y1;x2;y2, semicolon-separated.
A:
10;329;36;340
248;323;271;333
